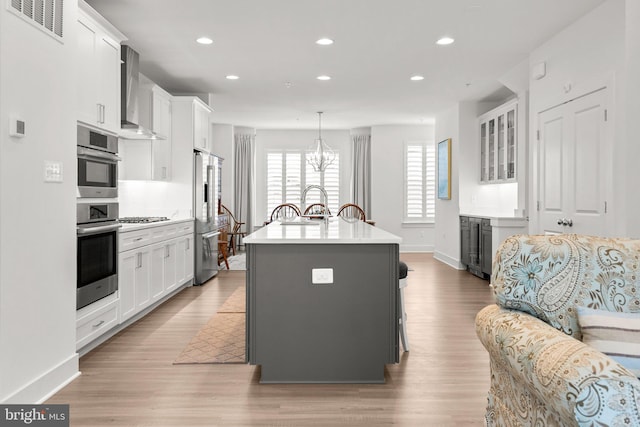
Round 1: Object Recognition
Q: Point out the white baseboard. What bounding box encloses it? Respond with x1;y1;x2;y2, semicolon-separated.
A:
433;251;465;270
400;244;434;253
2;353;80;404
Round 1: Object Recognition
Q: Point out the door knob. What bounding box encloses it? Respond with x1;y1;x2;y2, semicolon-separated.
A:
557;218;564;225
565;219;573;227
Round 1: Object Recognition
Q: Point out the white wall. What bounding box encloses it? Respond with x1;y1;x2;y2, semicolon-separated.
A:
254;129;351;224
119;121;195;219
211;123;234;210
433;106;461;267
370;124;434;252
527;0;626;236
624;0;640;237
0;2;79;402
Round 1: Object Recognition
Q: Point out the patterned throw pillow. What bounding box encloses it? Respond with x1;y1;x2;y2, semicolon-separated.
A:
577;306;640;377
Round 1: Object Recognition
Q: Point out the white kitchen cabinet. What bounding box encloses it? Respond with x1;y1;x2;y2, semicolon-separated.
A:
118;220;194;323
479;100;517;183
150;245;166;302
119;247;152;322
76;2;125;134
76;294;119;350
172;96;212;153
174;235;194;291
119;79;173;181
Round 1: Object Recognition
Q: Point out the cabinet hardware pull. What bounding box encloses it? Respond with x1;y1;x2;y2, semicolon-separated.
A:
93;320;105;328
133;237;143;242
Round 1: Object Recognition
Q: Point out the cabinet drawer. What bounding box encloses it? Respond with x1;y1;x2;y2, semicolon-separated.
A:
76;299;119;349
120;229;152;252
175;221;194;236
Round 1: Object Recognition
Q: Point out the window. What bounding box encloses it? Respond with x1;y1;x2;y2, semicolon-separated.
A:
405;141;435;222
266;150;340;218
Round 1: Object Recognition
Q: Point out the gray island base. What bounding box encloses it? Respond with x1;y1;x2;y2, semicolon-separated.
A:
244;218;402;383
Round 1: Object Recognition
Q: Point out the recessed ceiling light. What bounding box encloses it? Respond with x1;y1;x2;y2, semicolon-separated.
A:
226;75;239;80
316;38;334;46
436;37;455;45
196;37;213;45
317;75;331;81
410;75;424;81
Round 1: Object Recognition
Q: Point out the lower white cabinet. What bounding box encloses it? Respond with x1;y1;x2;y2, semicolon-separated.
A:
174;235;194;291
119;221;194;323
76;294;119;350
119;247;152;322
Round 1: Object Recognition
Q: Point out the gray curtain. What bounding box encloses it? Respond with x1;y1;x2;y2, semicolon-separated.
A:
234;132;254;240
350;134;371;217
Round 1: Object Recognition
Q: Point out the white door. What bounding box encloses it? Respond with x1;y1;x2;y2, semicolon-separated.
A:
537;88;609;235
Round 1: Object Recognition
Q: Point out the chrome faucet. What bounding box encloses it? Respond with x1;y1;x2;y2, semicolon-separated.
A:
302;185;329;221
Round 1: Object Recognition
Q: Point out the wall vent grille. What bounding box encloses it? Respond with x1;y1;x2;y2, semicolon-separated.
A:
8;0;64;39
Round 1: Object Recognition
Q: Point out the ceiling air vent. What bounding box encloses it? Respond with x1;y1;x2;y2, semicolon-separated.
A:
8;0;64;39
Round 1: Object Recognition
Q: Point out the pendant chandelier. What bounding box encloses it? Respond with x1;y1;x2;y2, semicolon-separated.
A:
306;111;336;172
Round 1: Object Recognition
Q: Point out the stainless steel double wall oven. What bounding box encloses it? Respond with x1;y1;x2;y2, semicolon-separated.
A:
76;124;121;309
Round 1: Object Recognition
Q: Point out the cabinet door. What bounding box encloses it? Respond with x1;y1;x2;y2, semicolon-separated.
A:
193;103;211;151
135;249;152;311
76;17;99;127
488;119;496;181
506;108;516;179
481;220;492;276
152;90;172;180
185;236;194;281
151;245;166;301
98;35;121;133
460;217;471;266
480;122;488;182
164;241;178;292
497;113;506;180
175;235;195;286
469;218;481;269
119;251;137;322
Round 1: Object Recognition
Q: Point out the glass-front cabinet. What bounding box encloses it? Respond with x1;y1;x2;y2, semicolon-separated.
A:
479;100;517;183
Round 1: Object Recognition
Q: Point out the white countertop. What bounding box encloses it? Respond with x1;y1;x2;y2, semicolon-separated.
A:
119;217;193;232
244;217;402;244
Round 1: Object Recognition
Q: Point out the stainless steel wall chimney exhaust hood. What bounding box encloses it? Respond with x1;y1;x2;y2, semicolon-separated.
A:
120;45;164;140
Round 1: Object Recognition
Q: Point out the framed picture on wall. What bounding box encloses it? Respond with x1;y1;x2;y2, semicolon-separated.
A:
438;138;451;200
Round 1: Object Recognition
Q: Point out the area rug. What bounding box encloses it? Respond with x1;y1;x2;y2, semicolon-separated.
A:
226;252;246;270
173;287;246;364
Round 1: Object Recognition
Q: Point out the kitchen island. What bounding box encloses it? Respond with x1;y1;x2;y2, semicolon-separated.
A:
244;217;402;383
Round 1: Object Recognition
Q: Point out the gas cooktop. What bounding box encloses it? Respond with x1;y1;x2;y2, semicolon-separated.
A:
119;216;170;224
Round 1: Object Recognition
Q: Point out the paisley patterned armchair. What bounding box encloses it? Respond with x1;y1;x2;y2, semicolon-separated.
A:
476;234;640;426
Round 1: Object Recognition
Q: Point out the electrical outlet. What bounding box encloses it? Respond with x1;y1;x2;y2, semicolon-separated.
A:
312;268;333;284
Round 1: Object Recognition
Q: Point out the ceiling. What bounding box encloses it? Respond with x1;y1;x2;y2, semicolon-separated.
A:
86;0;605;130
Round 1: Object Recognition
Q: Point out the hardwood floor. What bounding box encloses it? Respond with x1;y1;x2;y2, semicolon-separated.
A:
48;253;495;426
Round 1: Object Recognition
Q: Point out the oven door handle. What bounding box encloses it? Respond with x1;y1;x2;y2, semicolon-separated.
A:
77;223;122;235
77;147;122;162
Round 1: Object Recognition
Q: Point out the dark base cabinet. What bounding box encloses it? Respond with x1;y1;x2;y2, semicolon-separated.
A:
460;216;492;280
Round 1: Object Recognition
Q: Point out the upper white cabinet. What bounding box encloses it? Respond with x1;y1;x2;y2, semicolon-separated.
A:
76;2;125;134
120;78;173;181
172;96;212;153
479;100;517;183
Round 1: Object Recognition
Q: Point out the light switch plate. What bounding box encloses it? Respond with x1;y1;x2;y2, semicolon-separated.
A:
312;268;333;284
44;161;63;183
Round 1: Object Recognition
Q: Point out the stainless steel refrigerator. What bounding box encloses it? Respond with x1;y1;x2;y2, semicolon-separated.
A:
194;150;221;285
